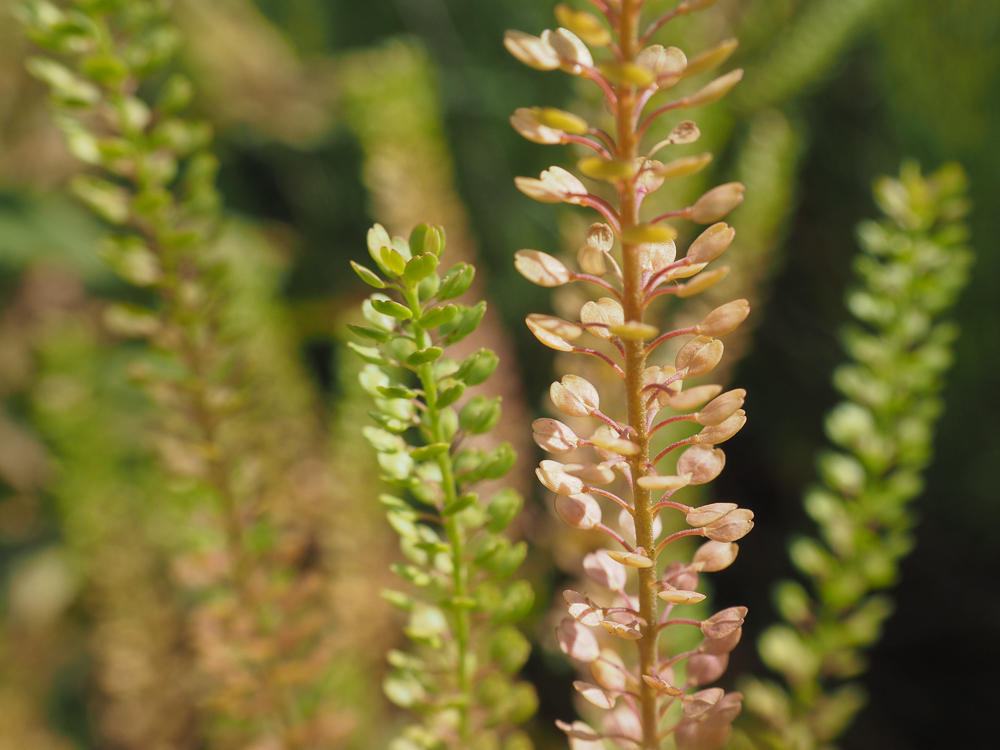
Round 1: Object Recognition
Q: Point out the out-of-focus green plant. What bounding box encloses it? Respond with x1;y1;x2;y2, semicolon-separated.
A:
505;2;753;748
741;162;973;749
349;224;536;750
18;1;345;747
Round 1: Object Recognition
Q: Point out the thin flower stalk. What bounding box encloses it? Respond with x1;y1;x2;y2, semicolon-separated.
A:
507;2;751;748
743;162;974;749
350;225;536;749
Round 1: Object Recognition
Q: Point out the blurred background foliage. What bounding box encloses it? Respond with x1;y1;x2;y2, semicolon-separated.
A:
0;0;996;748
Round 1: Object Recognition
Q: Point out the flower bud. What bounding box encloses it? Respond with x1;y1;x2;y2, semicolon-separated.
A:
701;606;747;640
669;384;722;411
538;460;586;496
564;590;604;626
533;418;581;454
683;38;739;78
687;222;736;264
683;688;724;719
574;680;616;709
643;674;684;696
658;588;707;605
580;297;624;340
637;239;677;272
697;410;746;445
550;374;600;417
556;617;600;662
686;69;744;109
693;540;739;572
584;550;626;591
637;44;687;79
510;108;564;144
677;266;730;298
637;473;692;490
685;503;738;528
515;249;571;287
543;28;594;71
591;649;628;691
686;653;729;685
555;493;602;530
555;4;611;46
654;153;714;180
606;549;655;569
704;508;754;542
676;336;724;377
600;620;643;639
504;30;560;71
515;166;588;204
697;389;746;426
698;300;750;337
691;182;746;224
590;429;639;456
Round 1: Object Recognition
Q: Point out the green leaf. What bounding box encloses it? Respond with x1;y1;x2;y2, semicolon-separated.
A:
486;489;523;534
403;252;439;284
351;261;385;288
419;304;458;329
438;263;475;300
407;347;443;366
371;298;412;320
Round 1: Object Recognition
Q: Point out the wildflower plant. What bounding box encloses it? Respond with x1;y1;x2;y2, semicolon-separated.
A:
349;225;536;750
19;1;340;746
743;162;973;749
506;1;752;748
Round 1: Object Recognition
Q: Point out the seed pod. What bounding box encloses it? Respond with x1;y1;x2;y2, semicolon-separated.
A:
580;297;624;340
591;649;629;691
704;508;754;542
584;550;627;591
686;653;729;685
658;588;707;605
515;249;571;286
701;691;743;730
578;242;607;276
526;313;582;351
537;460;586;495
683;38;739;78
610;321;660;341
556;720;604;744
669;384;723;411
555;4;611;46
698;300;750;337
618;507;663;545
683;688;724;718
590;429;639;456
668;120;701;144
516;166;588;204
637;239;678;273
701;606;747;640
504;30;561;70
637;44;687;79
621;223;678;245
685;503;738;528
555;493;602;530
643;673;684;696
550;374;600;416
587;222;615;253
691;182;746;223
510;107;564;144
675;721;732;750
534;106;591;135
603;704;643;744
697;410;746;445
697;389;746;426
574;680;617;709
693;540;739;572
663;561;701;592
556;618;601;662
543;28;594;70
677;266;731;298
563;462;615;485
601;620;644;639
606;550;655;569
699;625;743;655
564;590;603;626
533;418;581;454
644;365;682;407
687;223;735;264
686;69;744;109
676;336;725;377
655;153;714;180
637;473;692;490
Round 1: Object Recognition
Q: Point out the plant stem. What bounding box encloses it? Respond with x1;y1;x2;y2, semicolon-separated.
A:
407;290;473;745
618;2;659;747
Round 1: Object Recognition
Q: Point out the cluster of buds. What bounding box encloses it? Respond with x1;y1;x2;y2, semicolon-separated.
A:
506;2;751;748
350;225;536;750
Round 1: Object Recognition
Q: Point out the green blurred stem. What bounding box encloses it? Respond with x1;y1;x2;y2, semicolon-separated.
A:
618;1;659;748
405;287;473;744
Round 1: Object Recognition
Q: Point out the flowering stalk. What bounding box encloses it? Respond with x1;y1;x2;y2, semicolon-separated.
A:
350;225;536;749
743;162;973;748
19;1;338;745
506;2;751;748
